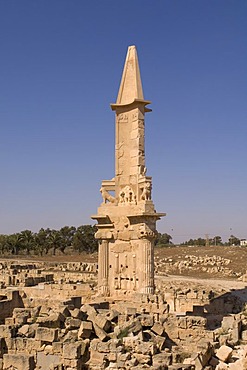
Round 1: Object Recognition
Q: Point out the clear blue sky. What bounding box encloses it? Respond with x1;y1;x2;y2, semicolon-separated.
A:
0;1;246;243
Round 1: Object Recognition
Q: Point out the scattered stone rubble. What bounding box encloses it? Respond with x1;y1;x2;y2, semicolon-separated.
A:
1;259;247;369
0;276;247;369
154;255;242;278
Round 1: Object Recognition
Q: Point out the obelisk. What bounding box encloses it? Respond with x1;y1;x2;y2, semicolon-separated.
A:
92;46;165;297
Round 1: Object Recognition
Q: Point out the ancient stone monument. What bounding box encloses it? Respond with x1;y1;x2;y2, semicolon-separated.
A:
92;46;165;297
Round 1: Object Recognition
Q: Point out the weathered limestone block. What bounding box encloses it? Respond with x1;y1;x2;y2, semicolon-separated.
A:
241;329;247;341
80;304;97;316
35;327;58;343
106;309;120;322
63;357;84;369
3;353;35;370
0;325;17;338
36;352;61;370
216;345;233;362
18;323;37;338
63;341;86;359
126;307;137;316
152;352;172;367
196;340;214;367
134;341;157;355
153;334;166;351
25;338;42;354
133;353;151;365
78;321;93;339
139;314;154;327
65;317;81;330
151;322;164;336
13;308;31;320
4;318;15;326
221;316;235;331
93;323;108;341
36;312;65;328
88;312;111;332
52;341;63;354
120;319;142;337
70;307;86;320
89;349;106;366
92;340;110;353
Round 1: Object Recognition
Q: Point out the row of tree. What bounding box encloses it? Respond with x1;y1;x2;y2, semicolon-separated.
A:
181;235;241;246
0;226;242;256
0;226;173;256
0;225;98;256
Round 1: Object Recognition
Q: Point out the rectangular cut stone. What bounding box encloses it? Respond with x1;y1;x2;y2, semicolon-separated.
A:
3;354;35;370
35;327;58;343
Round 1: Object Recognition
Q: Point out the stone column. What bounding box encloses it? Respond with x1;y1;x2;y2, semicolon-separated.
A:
143;239;154;294
98;240;109;296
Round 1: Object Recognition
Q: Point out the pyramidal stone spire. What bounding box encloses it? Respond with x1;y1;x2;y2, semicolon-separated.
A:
116;45;144;105
92;45;165;298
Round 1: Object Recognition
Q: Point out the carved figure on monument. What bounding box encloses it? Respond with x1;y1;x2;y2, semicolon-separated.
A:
138;223;155;239
141;182;152;201
100;187;116;204
119;186;136;205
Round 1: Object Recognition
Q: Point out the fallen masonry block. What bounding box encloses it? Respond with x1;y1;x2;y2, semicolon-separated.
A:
35;327;58;343
152;352;172;367
89;349;106;366
80;304;97;316
133;353;151;365
36;352;61;370
63;341;85;359
78;321;93;339
52;341;63;354
36;312;65;328
65;317;81;330
13;308;31;320
3;353;35;370
18;323;37;338
0;325;17;338
134;341;157;355
139;314;154;327
153;334;166;351
63;357;85;369
120;319;142;337
241;329;247;341
216;345;233;362
70;307;85;320
88;312;111;332
93;323;108;341
106;309;120;322
151;322;164;336
126;307;137;316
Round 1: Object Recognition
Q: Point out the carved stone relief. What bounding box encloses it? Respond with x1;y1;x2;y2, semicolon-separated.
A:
100;187;116;204
117;113;128;123
119;186;136;205
138;223;155;239
140;182;152;201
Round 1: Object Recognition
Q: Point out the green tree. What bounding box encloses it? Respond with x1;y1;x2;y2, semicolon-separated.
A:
228;235;240;246
211;236;223;246
59;226;76;253
48;230;63;255
0;234;7;254
20;230;35;254
5;233;23;255
34;228;51;255
73;225;97;253
154;232;172;247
